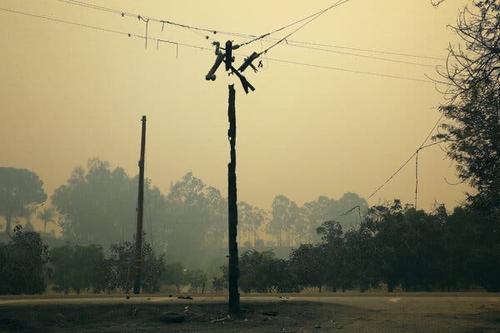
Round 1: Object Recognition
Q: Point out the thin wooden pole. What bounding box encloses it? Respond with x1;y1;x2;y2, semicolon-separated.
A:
227;84;240;313
133;115;147;294
415;150;419;210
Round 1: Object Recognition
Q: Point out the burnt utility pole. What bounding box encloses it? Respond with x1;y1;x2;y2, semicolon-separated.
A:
227;84;240;313
205;40;261;314
133;115;147;295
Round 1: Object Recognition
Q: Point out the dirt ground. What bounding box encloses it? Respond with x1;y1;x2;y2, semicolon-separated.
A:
1;295;499;333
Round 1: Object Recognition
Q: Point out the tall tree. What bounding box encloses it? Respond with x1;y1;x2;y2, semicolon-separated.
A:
316;221;345;291
166;172;212;265
303;194;368;242
434;0;499;210
50;244;108;294
249;207;266;246
205;186;227;248
433;1;500;291
52;159;162;247
289;244;324;291
238;201;253;245
303;196;334;242
0;168;47;235
268;195;295;247
164;172;233;268
238;202;266;246
37;207;57;233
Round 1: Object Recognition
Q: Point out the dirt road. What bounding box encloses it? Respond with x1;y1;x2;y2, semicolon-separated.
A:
1;294;499;332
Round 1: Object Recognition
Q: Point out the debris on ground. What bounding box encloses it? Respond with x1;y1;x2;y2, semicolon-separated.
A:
210;317;225;323
262;311;278;316
181;306;208;320
159;312;186;324
210;315;231;323
277;329;295;333
177;295;193;300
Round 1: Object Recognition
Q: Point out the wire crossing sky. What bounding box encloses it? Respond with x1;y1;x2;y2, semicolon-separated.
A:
0;6;436;83
0;0;469;212
52;0;443;66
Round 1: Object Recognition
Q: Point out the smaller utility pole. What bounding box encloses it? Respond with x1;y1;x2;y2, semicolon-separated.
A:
133;115;147;295
415;149;420;210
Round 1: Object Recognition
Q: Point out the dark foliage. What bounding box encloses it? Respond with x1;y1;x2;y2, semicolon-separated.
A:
432;0;500;291
0;227;48;294
49;244;108;294
47;240;165;294
287;201;500;293
163;262;186;293
434;1;499;213
185;269;208;294
289;244;324;291
107;240;165;293
231;250;299;293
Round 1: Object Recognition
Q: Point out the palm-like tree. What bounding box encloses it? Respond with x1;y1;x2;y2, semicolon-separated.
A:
37;207;56;233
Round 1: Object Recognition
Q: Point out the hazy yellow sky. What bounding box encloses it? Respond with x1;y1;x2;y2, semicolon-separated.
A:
0;0;470;210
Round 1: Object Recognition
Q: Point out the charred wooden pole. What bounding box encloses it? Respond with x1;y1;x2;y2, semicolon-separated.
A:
206;39;257;313
227;84;240;314
133;115;147;295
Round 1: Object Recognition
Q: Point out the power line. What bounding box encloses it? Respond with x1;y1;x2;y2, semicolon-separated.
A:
279;39;446;61
340;115;445;219
0;7;434;84
419;114;444;148
55;0;248;38
366;151;419;202
57;0;350;47
366;114;444;201
259;0;353;55
240;0;352;49
420;140;448;150
332;116;447;220
413;114;445;209
0;7;212;51
58;0;351;60
266;58;434;83
280;43;437;68
55;0;444;62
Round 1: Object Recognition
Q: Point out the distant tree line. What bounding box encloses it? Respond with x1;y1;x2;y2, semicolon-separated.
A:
0;226;208;295
2;192;498;296
214;200;499;293
0;160;367;269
